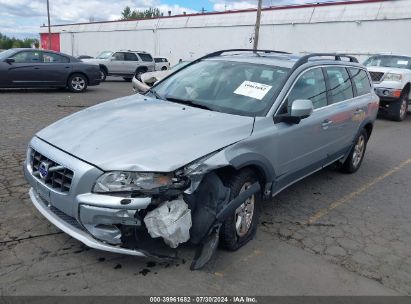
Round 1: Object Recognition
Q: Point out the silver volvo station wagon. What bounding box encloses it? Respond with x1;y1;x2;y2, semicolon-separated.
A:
24;50;379;269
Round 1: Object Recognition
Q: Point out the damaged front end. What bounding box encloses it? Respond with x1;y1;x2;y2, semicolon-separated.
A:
77;153;260;269
25;141;260;270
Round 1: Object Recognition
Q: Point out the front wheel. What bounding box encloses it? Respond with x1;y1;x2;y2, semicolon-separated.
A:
341;129;368;174
135;68;147;81
220;169;262;251
99;68;107;82
390;93;408;121
67;74;88;93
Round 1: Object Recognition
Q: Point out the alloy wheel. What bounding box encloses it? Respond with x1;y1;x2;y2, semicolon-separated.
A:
399;97;407;120
235;182;255;237
71;77;86;91
352;134;365;168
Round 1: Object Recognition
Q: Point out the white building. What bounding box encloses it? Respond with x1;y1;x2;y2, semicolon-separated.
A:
40;0;411;64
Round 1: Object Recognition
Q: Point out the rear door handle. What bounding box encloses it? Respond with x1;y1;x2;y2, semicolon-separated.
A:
321;119;333;129
353;108;364;115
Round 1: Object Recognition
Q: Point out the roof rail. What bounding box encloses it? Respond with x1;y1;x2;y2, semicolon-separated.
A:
200;49;291;60
118;49;147;53
295;53;359;68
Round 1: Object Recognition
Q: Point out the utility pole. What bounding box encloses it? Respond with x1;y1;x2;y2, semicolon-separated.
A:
47;0;51;50
253;0;263;51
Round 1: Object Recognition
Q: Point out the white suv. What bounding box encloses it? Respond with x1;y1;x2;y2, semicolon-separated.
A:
154;57;170;71
364;55;411;121
82;50;155;82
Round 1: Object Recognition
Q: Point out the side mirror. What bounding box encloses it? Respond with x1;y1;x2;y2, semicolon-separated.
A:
290;99;314;118
5;58;15;64
274;99;314;124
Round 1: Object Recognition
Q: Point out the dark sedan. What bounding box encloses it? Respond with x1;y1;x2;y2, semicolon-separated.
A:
0;48;100;92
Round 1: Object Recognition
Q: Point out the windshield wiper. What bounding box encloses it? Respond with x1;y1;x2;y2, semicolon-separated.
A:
146;88;163;100
165;97;213;111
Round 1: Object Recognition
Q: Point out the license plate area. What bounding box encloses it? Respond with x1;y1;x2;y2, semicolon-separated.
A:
36;182;51;205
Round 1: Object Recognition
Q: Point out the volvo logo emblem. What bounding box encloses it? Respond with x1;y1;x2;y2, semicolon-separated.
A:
38;162;50;179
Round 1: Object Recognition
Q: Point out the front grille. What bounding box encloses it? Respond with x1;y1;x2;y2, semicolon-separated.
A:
30;149;74;193
370;71;384;82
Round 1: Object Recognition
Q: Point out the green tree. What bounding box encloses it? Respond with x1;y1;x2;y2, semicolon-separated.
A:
121;6;132;19
0;33;39;50
121;7;161;20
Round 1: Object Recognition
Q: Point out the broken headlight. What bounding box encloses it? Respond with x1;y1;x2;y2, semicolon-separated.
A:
93;172;175;194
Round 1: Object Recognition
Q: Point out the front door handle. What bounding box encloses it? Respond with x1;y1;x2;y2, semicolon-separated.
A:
321;119;333;129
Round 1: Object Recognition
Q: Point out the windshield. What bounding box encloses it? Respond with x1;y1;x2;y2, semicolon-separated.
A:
364;55;411;70
96;51;113;59
0;49;16;60
171;61;190;71
152;59;289;116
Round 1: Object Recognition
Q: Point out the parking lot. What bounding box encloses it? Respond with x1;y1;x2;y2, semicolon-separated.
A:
0;79;410;296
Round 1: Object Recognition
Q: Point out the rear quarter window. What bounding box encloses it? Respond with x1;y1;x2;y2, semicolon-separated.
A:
138;53;153;62
349;68;371;96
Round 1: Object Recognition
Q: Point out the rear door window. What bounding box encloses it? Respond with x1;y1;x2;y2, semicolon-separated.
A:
325;67;354;104
138;53;153;62
43;52;70;63
125;52;138;61
348;68;371;96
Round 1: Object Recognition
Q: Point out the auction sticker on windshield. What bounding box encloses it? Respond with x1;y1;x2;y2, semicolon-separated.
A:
234;81;272;100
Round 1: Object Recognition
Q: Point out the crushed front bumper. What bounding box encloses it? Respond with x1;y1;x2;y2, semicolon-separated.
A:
29;187;147;257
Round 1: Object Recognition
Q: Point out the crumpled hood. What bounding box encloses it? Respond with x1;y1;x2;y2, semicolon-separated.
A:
36;95;254;172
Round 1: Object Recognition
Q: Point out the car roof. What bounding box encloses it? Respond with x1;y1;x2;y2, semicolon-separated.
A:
205;51;363;70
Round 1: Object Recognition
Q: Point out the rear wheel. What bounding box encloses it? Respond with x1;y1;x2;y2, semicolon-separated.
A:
67;74;88;93
161;66;168;71
220;169;262;251
341;129;368;173
390;93;408;121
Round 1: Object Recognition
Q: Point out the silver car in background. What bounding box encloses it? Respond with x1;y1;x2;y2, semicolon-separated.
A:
82;50;155;82
24;50;379;269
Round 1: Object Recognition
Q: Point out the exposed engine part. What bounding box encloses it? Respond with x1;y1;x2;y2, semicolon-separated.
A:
144;199;192;248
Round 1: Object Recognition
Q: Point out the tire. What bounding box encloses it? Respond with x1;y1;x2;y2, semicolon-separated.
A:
135;68;147;81
220;169;262;251
123;77;132;82
67;73;88;93
161;66;168;71
390;93;408;121
341;129;368;174
99;68;107;82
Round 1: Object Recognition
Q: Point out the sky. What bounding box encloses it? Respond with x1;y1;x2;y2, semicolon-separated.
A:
0;0;346;39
